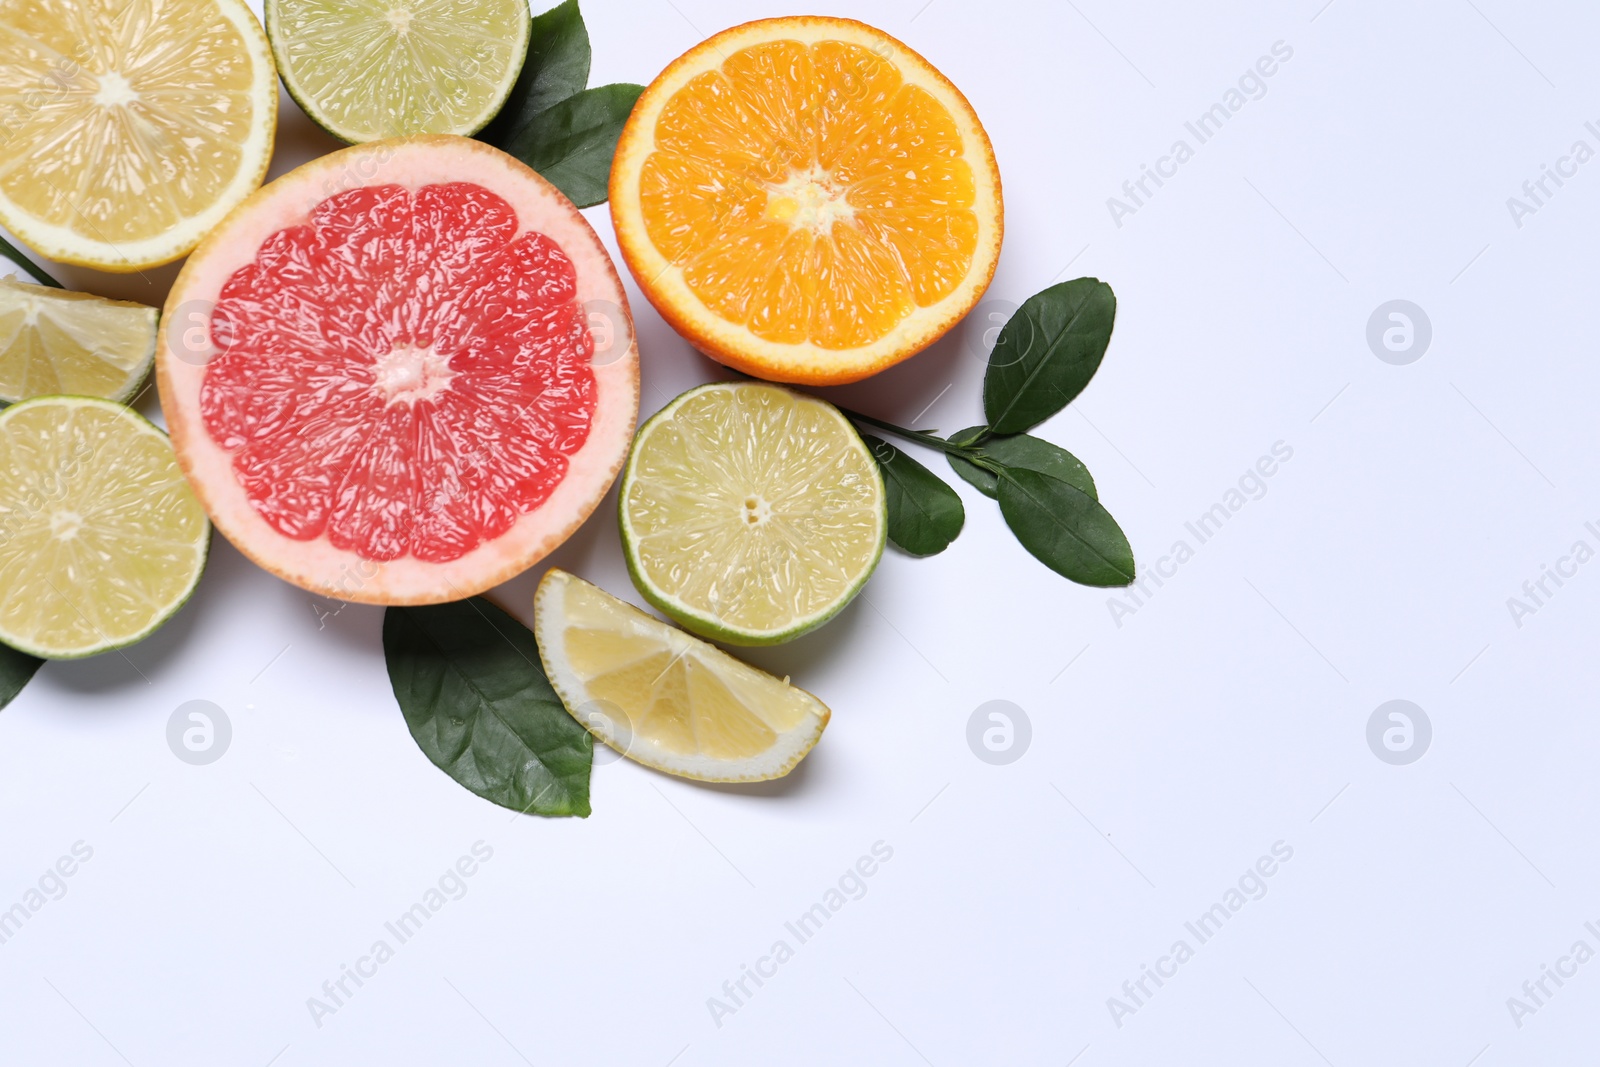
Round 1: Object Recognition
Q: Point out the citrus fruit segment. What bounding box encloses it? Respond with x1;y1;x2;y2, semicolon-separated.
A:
265;0;531;143
0;279;157;403
0;0;277;271
0;396;209;659
610;16;1003;385
619;382;885;646
158;136;639;605
534;568;830;782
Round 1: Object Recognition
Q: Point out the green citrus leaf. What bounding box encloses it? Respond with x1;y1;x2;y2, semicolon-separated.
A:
998;468;1134;587
384;597;592;817
864;434;964;556
984;278;1115;434
0;640;42;710
946;426;1096;501
499;83;644;207
477;0;591;147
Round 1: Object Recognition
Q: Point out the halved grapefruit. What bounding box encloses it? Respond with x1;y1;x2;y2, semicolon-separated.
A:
158;135;639;605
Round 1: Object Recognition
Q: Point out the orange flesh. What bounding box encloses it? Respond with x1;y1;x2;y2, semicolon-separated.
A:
638;39;979;350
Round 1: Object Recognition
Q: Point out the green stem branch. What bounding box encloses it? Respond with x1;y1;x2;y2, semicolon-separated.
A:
0;234;61;288
840;407;1006;476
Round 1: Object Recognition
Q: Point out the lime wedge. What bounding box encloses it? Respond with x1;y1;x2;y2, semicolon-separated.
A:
619;382;886;645
266;0;532;142
534;568;830;782
0;280;157;404
0;398;209;658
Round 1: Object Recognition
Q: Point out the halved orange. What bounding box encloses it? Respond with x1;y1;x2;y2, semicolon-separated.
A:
609;17;1003;386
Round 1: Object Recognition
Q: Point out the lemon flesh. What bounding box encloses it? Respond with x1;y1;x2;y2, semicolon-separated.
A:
534;568;830;782
0;280;156;403
266;0;531;142
619;382;886;645
0;397;209;658
0;0;277;271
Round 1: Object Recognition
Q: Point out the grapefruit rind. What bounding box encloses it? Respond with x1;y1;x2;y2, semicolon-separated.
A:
533;568;831;783
158;136;640;605
608;16;1004;386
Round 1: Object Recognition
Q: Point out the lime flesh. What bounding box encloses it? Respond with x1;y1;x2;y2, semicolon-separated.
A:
619;382;886;645
0;397;209;658
266;0;532;142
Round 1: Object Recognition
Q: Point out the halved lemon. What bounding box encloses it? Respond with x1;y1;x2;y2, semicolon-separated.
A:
0;279;157;403
265;0;532;142
609;16;1003;385
534;568;830;782
618;382;885;646
0;0;278;271
0;397;209;659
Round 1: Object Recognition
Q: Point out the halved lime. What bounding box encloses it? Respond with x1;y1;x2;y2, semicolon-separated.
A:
619;382;886;646
0;280;157;404
0;397;209;659
265;0;532;143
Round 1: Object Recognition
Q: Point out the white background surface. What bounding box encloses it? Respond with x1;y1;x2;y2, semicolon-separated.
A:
3;0;1597;1063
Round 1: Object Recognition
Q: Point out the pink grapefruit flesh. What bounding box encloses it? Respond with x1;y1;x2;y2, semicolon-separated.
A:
158;136;639;604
